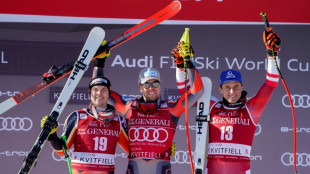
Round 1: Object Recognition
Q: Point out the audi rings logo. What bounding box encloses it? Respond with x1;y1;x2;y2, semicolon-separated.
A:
129;127;169;143
171;150;194;164
254;123;261;136
282;94;310;108
281;152;310;167
52;150;74;161
0;117;32;131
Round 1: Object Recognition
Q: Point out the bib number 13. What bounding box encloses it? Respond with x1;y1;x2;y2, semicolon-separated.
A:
220;126;233;140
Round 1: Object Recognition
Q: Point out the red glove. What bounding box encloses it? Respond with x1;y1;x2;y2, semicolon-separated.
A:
263;28;281;56
171;42;194;68
171;47;184;67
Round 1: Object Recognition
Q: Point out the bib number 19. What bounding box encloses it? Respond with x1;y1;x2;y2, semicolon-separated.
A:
93;136;107;151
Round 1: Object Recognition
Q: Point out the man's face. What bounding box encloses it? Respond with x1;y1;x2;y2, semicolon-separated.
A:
139;79;161;102
219;81;243;104
90;85;109;108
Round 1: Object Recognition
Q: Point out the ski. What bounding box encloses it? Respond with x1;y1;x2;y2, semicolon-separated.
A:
18;27;105;174
194;77;212;174
0;0;181;115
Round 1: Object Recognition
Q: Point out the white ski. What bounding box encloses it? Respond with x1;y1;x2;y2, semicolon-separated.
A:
50;27;104;119
194;77;212;174
19;27;105;174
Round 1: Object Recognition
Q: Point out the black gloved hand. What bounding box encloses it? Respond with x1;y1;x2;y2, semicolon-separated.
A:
263;28;281;56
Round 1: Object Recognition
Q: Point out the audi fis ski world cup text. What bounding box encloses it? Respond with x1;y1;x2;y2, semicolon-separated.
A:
3;50;310;72
108;54;310;72
1;51;8;64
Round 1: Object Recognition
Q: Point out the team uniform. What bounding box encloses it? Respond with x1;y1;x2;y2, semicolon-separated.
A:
48;104;129;174
107;67;203;174
176;56;279;173
206;56;279;174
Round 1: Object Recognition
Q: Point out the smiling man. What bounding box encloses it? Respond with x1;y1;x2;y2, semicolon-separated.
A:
109;66;203;174
93;40;204;174
176;29;281;174
42;49;129;174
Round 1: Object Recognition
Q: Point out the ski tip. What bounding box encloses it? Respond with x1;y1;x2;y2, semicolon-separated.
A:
89;27;106;45
201;76;212;83
201;76;212;89
173;0;182;11
180;27;190;43
91;27;105;37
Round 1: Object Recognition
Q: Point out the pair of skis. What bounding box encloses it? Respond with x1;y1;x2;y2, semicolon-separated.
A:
17;1;182;173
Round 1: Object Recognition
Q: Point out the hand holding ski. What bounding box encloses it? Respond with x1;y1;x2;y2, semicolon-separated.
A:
18;27;105;174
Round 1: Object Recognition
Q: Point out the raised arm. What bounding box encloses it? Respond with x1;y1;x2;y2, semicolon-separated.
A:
169;42;204;117
247;29;281;124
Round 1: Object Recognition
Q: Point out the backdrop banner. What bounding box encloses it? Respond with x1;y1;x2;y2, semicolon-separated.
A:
0;13;309;174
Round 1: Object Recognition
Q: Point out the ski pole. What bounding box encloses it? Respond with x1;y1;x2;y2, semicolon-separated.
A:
62;136;73;174
180;28;195;174
260;12;298;174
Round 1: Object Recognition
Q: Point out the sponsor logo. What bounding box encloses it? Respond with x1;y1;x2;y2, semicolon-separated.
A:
250;155;263;161
52;149;74;161
171;150;262;165
121;94;140;101
255;123;261;136
210;117;250;125
281;127;310;133
163;88;181;102
281;152;310;167
111;55;154;68
171;150;194;164
0;90;20;97
0;150;29;157
50;87;90;104
70;49;89;80
282;94;310;108
115;152;128;158
128;118;171;127
0;117;32;131
80;114;87;119
176;124;196;131
128;127;169;143
196;101;207;135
